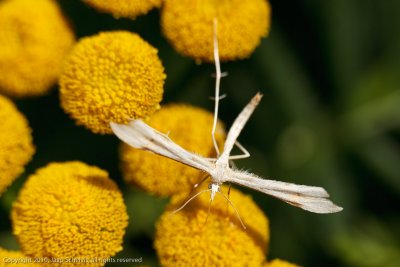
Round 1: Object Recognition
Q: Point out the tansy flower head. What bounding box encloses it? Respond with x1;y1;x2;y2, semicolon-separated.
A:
120;104;225;196
0;248;38;267
0;95;34;196
60;31;166;134
161;0;271;62
155;185;269;266
11;161;128;267
0;0;75;98
264;259;301;267
83;0;162;19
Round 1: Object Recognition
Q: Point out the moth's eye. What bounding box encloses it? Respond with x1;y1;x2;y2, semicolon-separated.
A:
208;184;212;189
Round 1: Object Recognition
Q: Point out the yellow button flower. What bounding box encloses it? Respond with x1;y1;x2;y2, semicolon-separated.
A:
60;31;166;134
264;259;301;267
0;248;38;267
155;186;269;266
161;0;271;62
120;104;225;196
83;0;162;19
0;95;34;196
11;162;128;267
0;0;75;98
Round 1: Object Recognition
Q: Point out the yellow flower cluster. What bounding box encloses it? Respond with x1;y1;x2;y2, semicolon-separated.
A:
0;1;303;266
83;0;162;19
161;0;271;62
264;259;301;267
11;162;128;267
0;0;74;98
0;248;38;267
0;95;34;196
155;185;269;266
60;31;166;134
120;104;225;196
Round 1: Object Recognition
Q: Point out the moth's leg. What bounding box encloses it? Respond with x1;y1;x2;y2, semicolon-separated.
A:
228;141;250;160
210;93;227;100
225;182;232;215
191;173;210;193
217;191;246;229
211;18;223;156
219;93;263;164
203;198;213;228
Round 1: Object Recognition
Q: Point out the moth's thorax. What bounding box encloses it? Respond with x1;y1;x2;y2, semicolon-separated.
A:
210;159;230;184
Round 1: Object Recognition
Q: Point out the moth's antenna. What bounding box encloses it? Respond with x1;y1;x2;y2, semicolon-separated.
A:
218;191;246;229
173;187;246;229
171;189;211;214
211;18;222;156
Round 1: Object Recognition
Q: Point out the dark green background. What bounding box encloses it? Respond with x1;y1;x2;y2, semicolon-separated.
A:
1;0;400;266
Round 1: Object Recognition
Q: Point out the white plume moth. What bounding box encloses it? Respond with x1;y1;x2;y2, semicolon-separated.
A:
110;20;342;228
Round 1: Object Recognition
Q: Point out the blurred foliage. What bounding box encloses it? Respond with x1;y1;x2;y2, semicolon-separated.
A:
1;0;400;266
